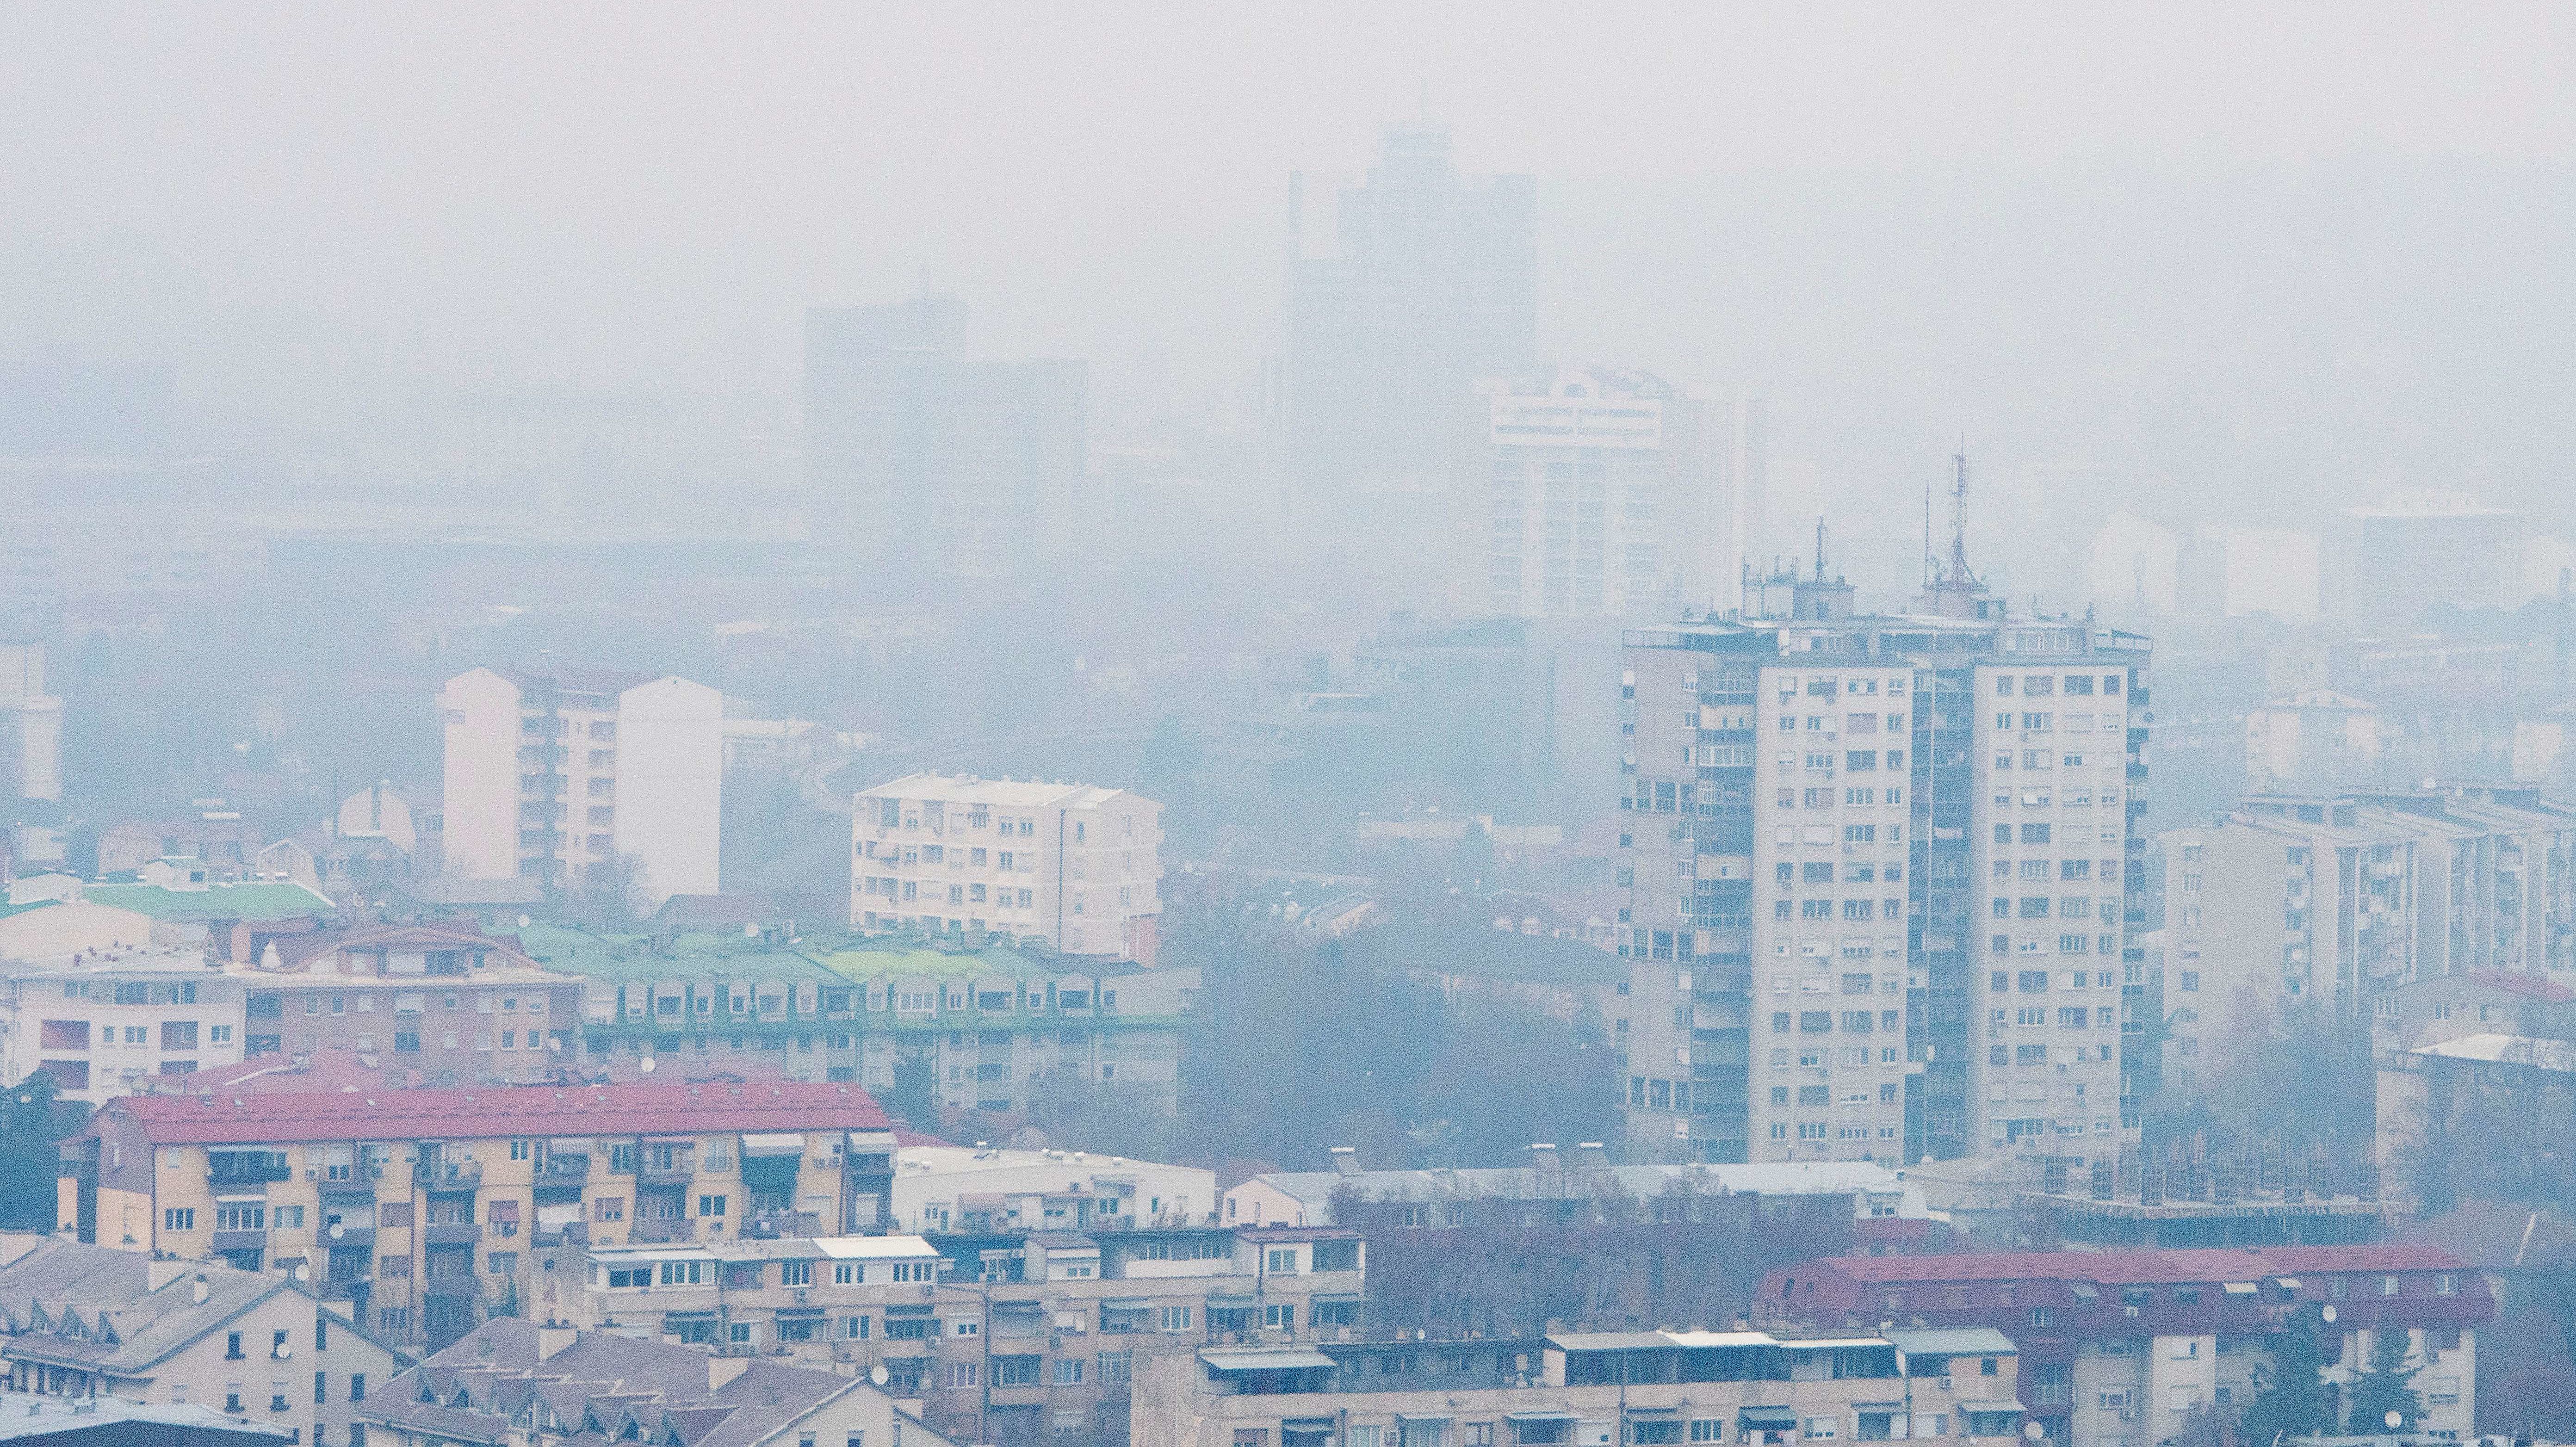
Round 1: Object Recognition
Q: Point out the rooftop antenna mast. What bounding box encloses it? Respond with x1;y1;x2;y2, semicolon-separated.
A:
1944;439;1977;585
1814;516;1828;581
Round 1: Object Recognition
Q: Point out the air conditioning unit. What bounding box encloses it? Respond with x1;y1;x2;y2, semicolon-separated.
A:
794;1289;810;1302
2117;1409;2136;1422
368;1164;384;1179
306;1167;319;1179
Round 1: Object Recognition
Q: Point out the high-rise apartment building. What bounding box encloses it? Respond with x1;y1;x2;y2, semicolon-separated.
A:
2334;490;2527;625
1454;368;1763;620
853;773;1162;965
804;296;1086;581
0;640;62;803
1284;123;1536;587
437;666;721;901
1618;564;2152;1169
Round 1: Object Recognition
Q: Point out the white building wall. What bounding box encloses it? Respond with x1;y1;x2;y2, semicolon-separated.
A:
613;677;723;901
438;668;526;882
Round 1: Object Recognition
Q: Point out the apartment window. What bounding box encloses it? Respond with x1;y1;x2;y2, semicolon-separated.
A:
781;1260;813;1287
226;1332;245;1360
166;1208;196;1231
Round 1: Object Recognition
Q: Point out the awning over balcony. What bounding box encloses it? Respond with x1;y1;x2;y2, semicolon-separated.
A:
742;1133;805;1157
1201;1349;1333;1372
1738;1408;1796;1429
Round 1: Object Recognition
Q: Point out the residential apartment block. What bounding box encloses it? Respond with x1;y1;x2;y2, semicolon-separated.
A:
1620;566;2150;1168
438;666;722;900
853;775;1163;966
0;640;62;804
229;924;587;1086
358;1318;954;1447
526;929;1194;1119
572;1225;1360;1447
1225;1154;1929;1240
58;1081;899;1354
1133;1329;2026;1447
0;1237;403;1447
2153;784;2576;1031
0;945;246;1103
1756;1246;2490;1445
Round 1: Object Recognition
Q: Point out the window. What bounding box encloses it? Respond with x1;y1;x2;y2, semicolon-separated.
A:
227;1332;245;1360
165;1208;196;1232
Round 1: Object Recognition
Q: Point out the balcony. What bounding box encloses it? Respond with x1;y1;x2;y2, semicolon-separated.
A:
326;1226;376;1249
536;1156;591;1183
741;1210;821;1241
421;1159;483;1189
212;1230;266;1254
534;1221;586;1249
628;1218;696;1244
319;1277;372;1302
423;1222;482;1247
422;1276;481;1299
208;1160;291;1188
638;1161;694;1186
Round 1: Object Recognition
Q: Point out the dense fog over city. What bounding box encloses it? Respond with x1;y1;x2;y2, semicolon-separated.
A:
2;7;2576;1441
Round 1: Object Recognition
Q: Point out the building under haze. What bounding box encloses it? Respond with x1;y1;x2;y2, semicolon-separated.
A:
1454;367;1762;620
2335;490;2526;627
1283;122;1537;594
0;640;62;803
803;294;1086;581
437;665;721;903
1618;554;2152;1169
852;772;1162;965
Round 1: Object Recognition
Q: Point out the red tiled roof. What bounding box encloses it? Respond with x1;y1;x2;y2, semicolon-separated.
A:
96;1080;890;1145
2464;970;2576;1004
1806;1243;2469;1285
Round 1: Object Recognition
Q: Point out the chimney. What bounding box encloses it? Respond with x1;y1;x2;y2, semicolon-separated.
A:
1329;1147;1360;1177
536;1324;578;1362
1528;1143;1560;1174
709;1355;751;1391
192;1275;210;1305
1576;1143;1610;1170
146;1258;189;1292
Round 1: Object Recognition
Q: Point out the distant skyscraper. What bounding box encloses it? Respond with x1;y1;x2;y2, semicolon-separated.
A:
2334;491;2526;627
805;297;1086;580
1284;124;1537;589
1456;367;1762;619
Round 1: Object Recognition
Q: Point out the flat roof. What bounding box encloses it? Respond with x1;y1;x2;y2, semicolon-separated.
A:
87;1080;889;1145
0;1391;293;1443
1201;1348;1335;1372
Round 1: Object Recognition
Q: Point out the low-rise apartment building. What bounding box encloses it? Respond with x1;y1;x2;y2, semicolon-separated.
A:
357;1317;955;1447
1133;1329;2026;1447
223;924;586;1086
527;929;1195;1120
1755;1246;2491;1445
571;1225;1361;1447
854;774;1163;966
1226;1154;1928;1240
57;1080;899;1354
0;946;246;1104
0;1236;405;1447
895;1147;1215;1234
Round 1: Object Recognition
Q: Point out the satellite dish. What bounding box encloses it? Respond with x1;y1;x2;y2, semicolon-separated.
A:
639;1057;656;1073
519;914;533;928
2322;1304;2338;1324
548;1037;563;1052
869;1364;890;1388
330;1223;345;1240
2023;1424;2043;1442
2385;1412;2404;1430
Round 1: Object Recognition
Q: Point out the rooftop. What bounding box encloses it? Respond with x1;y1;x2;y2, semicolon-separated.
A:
82;1079;891;1146
1789;1243;2471;1286
857;771;1133;811
0;1390;291;1445
0;1239;305;1379
81;880;335;922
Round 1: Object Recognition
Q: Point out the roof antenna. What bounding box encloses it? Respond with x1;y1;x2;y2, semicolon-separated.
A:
1814;516;1828;582
1943;439;1977;586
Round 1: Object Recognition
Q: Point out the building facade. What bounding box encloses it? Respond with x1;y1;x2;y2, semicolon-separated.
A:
853;775;1163;966
0;1237;402;1447
1620;568;2151;1169
572;1225;1359;1447
58;1081;899;1354
0;945;247;1103
2153;785;2576;1028
525;929;1195;1120
0;641;62;804
226;924;587;1087
1756;1246;2490;1446
437;666;722;901
1134;1330;2025;1447
1454;369;1759;621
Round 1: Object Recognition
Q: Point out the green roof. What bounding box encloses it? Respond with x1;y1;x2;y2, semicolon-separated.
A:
517;925;846;984
805;940;1064;982
0;899;62;920
82;881;335;921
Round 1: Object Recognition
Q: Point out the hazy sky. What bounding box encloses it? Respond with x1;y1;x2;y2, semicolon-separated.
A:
5;4;2572;536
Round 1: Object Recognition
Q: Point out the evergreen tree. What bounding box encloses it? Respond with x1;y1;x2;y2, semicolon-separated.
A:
2241;1306;2336;1446
0;1074;86;1230
2344;1327;2424;1432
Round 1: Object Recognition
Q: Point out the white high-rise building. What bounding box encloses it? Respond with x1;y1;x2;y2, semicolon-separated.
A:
1457;368;1761;619
0;641;62;803
853;773;1163;965
437;666;721;902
